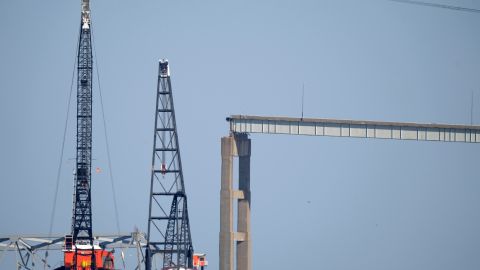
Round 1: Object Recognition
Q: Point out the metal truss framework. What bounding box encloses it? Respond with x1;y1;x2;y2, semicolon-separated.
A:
73;2;94;245
227;115;480;143
0;232;147;269
146;60;193;270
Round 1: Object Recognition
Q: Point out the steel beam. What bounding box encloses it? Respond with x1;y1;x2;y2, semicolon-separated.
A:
227;115;480;143
0;233;146;251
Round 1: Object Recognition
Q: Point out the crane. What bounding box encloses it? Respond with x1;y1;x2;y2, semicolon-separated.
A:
1;1;209;269
0;0;146;268
1;4;205;270
220;115;480;270
145;60;207;270
61;0;115;269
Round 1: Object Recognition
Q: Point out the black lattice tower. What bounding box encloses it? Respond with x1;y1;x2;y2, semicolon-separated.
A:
146;60;194;270
71;0;95;266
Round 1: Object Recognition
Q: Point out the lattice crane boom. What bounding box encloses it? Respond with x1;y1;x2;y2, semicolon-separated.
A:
72;0;94;245
60;1;119;269
145;60;194;270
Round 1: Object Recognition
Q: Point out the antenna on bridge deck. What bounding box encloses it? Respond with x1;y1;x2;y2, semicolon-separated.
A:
301;82;305;120
471;91;474;125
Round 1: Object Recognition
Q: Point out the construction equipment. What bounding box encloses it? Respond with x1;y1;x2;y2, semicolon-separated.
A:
0;233;146;269
145;60;206;270
2;2;208;269
58;1;115;269
193;253;208;270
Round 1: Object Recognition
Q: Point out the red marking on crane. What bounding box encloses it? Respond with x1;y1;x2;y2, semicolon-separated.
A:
161;163;167;174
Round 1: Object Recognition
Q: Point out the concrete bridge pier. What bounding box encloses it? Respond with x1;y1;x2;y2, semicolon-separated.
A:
220;134;251;270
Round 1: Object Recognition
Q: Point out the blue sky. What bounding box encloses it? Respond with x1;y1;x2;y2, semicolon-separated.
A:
1;0;480;269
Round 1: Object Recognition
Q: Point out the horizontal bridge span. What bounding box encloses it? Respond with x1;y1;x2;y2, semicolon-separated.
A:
0;232;146;251
227;115;480;143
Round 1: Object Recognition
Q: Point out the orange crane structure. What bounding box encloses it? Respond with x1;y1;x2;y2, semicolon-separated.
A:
0;2;206;270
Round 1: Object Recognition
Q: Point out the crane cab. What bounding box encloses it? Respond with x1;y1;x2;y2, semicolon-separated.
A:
61;235;115;270
193;253;208;270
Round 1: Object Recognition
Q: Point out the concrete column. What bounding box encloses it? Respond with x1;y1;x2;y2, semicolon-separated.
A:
220;136;234;270
235;135;251;270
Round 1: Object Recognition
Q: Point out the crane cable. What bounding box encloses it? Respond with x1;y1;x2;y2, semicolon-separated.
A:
388;0;480;14
44;21;124;268
91;26;122;235
91;26;127;270
44;27;80;270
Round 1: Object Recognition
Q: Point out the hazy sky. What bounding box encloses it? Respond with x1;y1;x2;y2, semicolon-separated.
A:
1;0;480;269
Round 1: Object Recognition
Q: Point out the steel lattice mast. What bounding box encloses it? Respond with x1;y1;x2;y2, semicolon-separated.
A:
72;0;95;262
146;60;194;270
